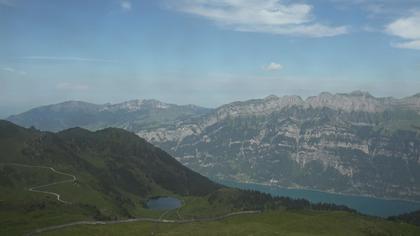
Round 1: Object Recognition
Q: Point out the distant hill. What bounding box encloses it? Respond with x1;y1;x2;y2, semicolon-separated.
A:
7;99;211;132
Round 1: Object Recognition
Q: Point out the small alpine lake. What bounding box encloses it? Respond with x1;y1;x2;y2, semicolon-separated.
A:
216;179;420;217
146;196;182;210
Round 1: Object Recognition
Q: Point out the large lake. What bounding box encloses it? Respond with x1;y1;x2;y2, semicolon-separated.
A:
216;179;420;217
146;196;182;210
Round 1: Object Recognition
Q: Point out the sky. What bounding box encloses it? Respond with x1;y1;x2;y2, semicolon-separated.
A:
1;0;420;117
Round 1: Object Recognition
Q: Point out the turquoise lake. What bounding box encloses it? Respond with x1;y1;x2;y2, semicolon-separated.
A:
216;179;420;217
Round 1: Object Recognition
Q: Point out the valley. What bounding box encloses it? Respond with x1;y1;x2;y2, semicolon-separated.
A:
8;92;420;202
1;120;419;235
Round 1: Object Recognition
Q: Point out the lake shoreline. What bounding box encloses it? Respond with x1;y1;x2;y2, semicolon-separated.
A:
146;196;182;210
215;178;420;204
214;178;420;217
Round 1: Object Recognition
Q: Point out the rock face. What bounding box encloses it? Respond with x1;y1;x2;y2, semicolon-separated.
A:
7;92;420;201
137;92;420;201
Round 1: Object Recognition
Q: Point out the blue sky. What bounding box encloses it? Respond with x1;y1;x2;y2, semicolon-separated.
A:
1;0;420;117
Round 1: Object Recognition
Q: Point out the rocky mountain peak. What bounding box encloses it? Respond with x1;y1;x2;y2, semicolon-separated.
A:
40;101;100;113
306;92;386;112
264;95;279;100
409;93;420;98
102;99;171;112
215;91;399;118
281;95;304;104
399;94;420;111
349;90;373;97
318;92;334;97
214;95;304;120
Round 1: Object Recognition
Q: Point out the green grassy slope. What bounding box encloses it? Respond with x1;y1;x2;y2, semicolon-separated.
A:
0;120;221;235
42;210;420;236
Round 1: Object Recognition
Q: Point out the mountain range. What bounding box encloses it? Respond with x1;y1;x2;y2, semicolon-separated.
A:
7;99;210;132
7;91;420;201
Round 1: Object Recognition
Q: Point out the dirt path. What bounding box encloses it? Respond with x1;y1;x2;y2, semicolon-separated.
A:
0;163;76;204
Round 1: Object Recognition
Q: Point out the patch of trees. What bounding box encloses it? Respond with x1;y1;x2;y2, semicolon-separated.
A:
208;189;357;213
388;210;420;227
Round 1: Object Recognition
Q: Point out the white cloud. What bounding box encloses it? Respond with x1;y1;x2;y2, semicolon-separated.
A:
2;67;15;72
386;11;420;50
165;0;348;37
362;25;380;33
56;83;89;91
263;62;283;71
1;67;26;75
328;0;416;16
20;56;117;63
120;0;132;11
386;12;420;39
391;40;420;50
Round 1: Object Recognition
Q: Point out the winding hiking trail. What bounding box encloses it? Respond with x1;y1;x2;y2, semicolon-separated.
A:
0;163;76;204
1;163;262;235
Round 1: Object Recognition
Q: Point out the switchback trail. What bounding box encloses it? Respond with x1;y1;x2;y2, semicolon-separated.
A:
0;163;77;204
26;210;261;235
0;163;261;235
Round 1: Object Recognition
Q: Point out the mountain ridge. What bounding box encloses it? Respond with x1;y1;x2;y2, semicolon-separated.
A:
5;91;420;202
7;99;212;132
134;92;420;201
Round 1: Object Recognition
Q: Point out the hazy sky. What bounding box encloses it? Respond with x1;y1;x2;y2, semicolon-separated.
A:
1;0;420;117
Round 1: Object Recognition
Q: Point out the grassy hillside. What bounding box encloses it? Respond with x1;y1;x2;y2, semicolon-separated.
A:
0;120;220;235
1;120;419;235
389;210;420;227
